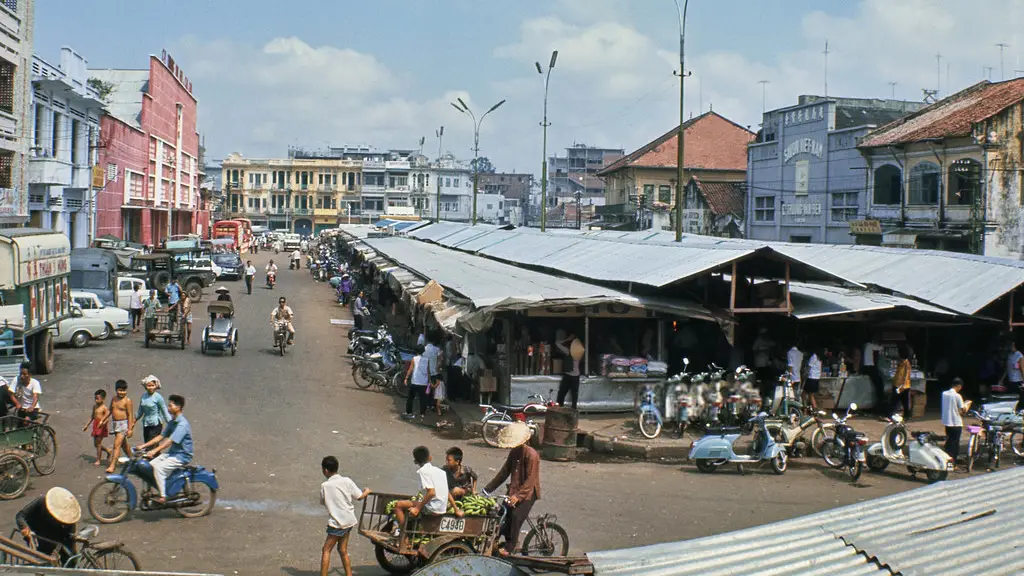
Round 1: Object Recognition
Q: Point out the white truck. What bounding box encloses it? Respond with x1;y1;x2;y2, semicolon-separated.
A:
0;229;72;376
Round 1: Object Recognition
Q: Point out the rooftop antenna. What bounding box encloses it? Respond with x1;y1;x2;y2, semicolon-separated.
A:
996;43;1010;80
984;66;994;80
758;80;770;114
435;126;444;160
823;40;830;97
935;53;942;96
887;81;897;100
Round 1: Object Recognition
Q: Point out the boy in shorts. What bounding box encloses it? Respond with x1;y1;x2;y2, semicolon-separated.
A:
82;389;111;466
319;455;370;576
105;380;135;474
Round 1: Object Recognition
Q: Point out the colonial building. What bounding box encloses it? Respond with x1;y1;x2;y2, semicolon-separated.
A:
27;47;102;247
0;0;34;225
220;152;361;234
746;95;923;244
597;111;754;230
408;152;485;222
92;50;206;245
855;78;1024;256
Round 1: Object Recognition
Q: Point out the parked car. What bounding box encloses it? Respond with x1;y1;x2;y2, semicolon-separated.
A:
52;305;110;348
70;291;131;338
211;252;246;280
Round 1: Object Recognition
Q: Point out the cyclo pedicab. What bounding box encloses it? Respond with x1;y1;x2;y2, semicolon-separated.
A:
201;301;238;356
0;412;58;500
144;307;185;350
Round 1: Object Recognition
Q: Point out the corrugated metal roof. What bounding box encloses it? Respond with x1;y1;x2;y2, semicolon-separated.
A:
789;282;957;319
90;69;147;130
589;467;1024;576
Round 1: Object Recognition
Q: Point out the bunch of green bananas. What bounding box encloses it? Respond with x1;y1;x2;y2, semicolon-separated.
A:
459;495;498;516
384;500;397;515
410;535;433;546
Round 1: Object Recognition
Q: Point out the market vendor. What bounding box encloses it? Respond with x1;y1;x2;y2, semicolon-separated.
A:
556;333;584;409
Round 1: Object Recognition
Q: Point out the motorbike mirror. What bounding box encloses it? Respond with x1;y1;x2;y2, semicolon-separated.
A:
77;525;99;539
683;357;690;366
831;413;838;420
849;403;858;412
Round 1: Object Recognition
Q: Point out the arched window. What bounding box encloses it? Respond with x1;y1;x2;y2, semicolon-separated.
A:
948;158;981;206
873;164;902;205
908;161;940;204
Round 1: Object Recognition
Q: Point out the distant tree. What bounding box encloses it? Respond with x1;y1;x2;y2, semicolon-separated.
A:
87;78;114;104
471;156;497;174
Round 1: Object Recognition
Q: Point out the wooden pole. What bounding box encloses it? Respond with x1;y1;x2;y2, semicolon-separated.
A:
730;261;738;311
785;261;792;313
1010;291;1015;331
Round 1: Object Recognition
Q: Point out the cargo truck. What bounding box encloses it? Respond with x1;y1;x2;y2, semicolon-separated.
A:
0;229;72;377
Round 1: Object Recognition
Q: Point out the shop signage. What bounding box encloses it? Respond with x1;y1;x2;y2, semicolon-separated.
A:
160;49;193;95
16;236;71;284
783;138;825;163
849;219;882;235
782;105;825;127
781;202;822;217
92;165;106;188
527;303;652;318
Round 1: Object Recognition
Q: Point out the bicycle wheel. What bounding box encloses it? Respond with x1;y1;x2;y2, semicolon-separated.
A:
87;481;131;524
481;414;512;448
352;364;374;389
391;371;409;398
637;410;662;439
521;521;570;557
32;426;58;475
966;434;979;473
76;547;141;570
0;454;29;500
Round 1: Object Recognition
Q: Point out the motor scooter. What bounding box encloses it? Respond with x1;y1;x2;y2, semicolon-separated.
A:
689;412;788;475
866;413;953;483
266;271;276;289
87;448;218;524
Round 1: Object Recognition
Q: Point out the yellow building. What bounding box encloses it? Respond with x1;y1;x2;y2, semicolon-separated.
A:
220;152;361;234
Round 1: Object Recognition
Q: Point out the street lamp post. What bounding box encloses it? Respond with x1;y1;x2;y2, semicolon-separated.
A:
451;98;506;225
537;50;558;232
435;126;443;222
673;0;689;242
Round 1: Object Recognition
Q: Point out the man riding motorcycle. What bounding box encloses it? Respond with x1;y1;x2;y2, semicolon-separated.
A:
290;249;301;270
271;297;295;345
266;259;278;287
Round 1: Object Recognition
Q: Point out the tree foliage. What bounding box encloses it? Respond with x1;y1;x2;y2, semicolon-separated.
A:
87;78;114;104
471;156;496;174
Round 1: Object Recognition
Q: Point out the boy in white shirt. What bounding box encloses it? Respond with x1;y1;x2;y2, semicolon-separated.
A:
319;455;370;576
391;446;462;534
941;378;970;466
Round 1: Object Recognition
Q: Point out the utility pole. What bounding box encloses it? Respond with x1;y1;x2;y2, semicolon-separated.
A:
451;97;505;225
888;81;897;100
996;43;1010;80
537;51;557;232
758;80;769;114
673;0;690;242
823;41;830;97
435;126;443;221
936;53;942;96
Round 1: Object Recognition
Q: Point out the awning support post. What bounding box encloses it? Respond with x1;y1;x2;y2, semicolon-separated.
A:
730;261;738;311
584;315;590;376
785;261;792;313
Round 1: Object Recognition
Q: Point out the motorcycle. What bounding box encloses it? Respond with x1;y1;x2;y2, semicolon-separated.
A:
866;413;953;483
87;448;218;524
820;403;868;480
965;409;1013;472
480;394;551;447
764;410;832;457
690;412;787;475
289;259;298;270
266;271;276;289
273;320;290;355
769;373;805;424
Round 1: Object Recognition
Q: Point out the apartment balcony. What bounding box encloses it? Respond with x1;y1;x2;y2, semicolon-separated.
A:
28;156;72;185
362;185;385;196
386;186;410;195
363;159;385;170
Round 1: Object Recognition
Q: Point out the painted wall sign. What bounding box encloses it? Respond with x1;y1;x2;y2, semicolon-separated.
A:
781;202;822;217
849;219;882;234
526;303;652;318
783;105;825;127
783;138;825;163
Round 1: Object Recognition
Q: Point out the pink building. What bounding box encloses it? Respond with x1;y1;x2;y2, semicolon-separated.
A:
92;51;208;245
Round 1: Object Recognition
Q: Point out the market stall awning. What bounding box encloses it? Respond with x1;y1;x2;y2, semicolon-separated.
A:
788;282;958;320
361;236;723;329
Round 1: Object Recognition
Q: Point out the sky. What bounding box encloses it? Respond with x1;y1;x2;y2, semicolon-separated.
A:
35;0;1024;175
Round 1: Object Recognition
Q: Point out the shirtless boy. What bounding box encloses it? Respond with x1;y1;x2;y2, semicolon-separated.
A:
105;380;135;473
82;389;112;466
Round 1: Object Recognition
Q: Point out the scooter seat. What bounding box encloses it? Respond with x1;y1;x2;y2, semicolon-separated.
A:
704;425;742;436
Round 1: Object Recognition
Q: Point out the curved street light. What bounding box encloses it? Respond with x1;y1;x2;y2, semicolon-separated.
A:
451;97;506;225
537;50;558;232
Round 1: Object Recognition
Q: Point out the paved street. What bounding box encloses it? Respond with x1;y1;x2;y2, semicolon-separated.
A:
0;252;929;575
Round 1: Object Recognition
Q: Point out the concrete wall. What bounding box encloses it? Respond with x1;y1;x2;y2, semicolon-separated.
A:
95;116;148;240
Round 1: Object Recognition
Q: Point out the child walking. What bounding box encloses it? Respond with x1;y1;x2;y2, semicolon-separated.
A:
319;455;371;576
105;380;135;474
82;389;111;466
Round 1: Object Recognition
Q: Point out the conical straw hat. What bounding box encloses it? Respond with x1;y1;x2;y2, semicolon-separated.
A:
45;487;81;525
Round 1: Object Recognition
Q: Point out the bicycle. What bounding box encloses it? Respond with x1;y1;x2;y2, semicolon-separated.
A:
484;493;570;557
11;525;140;570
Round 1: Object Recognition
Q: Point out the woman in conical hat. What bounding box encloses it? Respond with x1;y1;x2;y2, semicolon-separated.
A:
16;487;81;558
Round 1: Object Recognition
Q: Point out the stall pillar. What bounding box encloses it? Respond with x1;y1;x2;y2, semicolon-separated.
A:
584;315;590;376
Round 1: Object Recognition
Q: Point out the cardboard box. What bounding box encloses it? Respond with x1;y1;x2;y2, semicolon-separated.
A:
911;391;927;418
814;393;836;410
479;369;497;393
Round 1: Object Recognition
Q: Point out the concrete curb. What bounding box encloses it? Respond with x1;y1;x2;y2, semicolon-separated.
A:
587;432;692;459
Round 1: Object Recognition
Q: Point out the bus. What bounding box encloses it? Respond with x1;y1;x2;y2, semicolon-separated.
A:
231;218;253;250
212;220;243;252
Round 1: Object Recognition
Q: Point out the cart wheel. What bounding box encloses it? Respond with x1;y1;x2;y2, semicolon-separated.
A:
200;340;207;355
31;426;57;475
374;545;417;574
427;541;475;564
144;334;150;348
0;453;29;500
231;330;238;356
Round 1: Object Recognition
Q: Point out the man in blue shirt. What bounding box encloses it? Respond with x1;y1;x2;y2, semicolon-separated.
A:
165;279;181;330
137;394;192;504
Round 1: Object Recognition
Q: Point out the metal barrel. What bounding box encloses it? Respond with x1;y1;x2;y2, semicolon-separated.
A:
541;407;578;462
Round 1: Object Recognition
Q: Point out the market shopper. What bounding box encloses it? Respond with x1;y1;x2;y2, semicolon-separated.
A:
804;349;822;410
862;336;886;414
352;291;369;330
786;343;803;398
891;344;912;418
402;345;430;419
941;378;970;465
1000;340;1024;407
483;422;541;557
556;333;584;409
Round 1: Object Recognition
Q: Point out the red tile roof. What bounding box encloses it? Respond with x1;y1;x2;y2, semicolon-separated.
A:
859;78;1024;147
598;112;755;176
693;177;745;216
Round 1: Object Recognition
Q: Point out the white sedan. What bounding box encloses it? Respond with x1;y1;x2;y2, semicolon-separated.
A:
52;305;110;348
70;291;131;338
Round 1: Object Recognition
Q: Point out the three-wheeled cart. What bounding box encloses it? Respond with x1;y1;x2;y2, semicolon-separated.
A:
359;492;504;574
144;309;185;350
0;413;58;500
201;301;238;356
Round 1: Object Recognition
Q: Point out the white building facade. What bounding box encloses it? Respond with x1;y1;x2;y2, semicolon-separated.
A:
0;0;34;224
409;153;507;223
28;47;102;247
